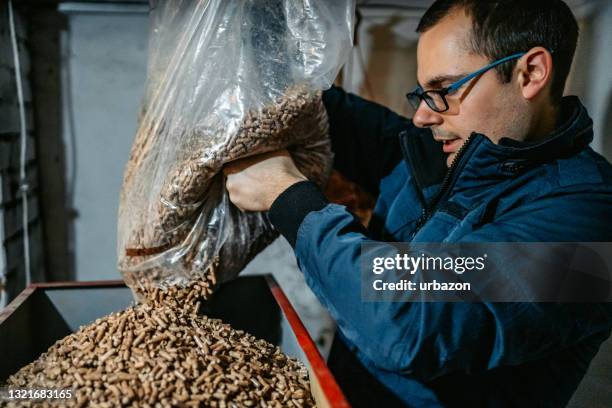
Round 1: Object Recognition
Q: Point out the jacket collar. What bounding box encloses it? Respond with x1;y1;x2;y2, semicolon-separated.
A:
401;96;594;201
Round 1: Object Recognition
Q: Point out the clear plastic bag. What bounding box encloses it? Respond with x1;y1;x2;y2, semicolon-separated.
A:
117;0;355;298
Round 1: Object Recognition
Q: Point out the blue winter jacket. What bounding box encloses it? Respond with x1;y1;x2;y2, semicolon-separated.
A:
268;87;612;407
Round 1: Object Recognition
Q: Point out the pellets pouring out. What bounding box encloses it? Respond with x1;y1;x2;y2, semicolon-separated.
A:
119;86;332;296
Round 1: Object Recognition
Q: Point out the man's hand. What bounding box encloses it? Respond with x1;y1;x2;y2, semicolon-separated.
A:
223;150;307;212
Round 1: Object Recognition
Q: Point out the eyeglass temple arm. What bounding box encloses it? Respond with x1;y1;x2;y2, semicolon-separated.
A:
447;52;527;93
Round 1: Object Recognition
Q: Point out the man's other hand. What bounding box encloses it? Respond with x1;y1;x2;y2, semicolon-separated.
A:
223;150;307;212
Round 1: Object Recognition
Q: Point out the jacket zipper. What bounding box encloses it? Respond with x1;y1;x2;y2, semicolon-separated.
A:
410;133;476;238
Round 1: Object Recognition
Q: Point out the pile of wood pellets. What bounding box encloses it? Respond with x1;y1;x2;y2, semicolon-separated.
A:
4;283;315;407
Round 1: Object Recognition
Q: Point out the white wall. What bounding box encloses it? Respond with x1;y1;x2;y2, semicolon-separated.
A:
581;0;612;155
62;11;148;281
341;7;421;116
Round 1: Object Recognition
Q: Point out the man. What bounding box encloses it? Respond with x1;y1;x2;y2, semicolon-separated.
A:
224;0;612;406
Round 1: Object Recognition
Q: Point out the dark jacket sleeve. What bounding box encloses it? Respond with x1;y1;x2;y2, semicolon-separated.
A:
322;86;410;197
269;187;612;381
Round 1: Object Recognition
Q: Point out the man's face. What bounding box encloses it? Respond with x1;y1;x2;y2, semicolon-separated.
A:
414;8;528;167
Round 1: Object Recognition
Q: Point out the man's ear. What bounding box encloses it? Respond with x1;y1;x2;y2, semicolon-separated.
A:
515;47;554;101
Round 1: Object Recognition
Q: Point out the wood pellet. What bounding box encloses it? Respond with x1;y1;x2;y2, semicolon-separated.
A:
4;283;315;407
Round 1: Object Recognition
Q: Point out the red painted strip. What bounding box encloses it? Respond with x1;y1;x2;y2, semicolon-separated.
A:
265;275;350;407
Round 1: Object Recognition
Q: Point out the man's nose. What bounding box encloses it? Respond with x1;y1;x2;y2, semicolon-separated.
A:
412;101;443;128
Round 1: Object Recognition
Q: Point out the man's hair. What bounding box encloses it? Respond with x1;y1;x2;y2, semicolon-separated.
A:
416;0;579;104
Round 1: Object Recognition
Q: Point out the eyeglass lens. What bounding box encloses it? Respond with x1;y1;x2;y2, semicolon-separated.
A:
408;91;447;112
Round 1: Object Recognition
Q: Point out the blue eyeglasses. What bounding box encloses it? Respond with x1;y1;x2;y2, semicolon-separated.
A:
406;52;526;113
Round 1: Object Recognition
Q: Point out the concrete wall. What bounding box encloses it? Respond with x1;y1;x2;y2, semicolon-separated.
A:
582;0;612;157
60;10;148;281
564;1;612;158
